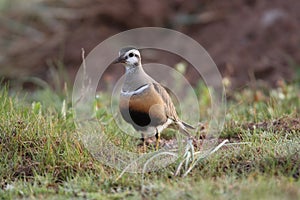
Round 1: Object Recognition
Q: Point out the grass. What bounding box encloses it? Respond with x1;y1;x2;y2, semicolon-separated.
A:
0;80;299;199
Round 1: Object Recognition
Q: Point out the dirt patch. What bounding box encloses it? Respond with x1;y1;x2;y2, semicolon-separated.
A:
245;116;300;133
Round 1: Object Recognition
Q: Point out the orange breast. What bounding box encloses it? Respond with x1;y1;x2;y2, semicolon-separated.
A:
119;85;167;129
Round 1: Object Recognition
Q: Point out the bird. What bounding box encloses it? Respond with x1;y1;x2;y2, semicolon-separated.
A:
113;47;194;151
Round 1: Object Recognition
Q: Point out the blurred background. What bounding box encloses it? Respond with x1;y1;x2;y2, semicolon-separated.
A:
1;0;300;91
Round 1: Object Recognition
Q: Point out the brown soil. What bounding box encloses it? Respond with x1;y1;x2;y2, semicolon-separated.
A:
1;0;300;89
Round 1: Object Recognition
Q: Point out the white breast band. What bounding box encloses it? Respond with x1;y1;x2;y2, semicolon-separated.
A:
121;84;150;96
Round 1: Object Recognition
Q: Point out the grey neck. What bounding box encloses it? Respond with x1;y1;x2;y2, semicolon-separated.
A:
122;64;153;92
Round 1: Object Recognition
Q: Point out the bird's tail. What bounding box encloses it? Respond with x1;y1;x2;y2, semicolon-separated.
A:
181;121;195;130
177;121;195;137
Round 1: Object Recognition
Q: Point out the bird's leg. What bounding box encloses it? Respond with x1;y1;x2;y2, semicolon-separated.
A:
141;133;146;153
155;129;160;150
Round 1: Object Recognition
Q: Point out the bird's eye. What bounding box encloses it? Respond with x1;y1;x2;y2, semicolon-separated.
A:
129;53;134;57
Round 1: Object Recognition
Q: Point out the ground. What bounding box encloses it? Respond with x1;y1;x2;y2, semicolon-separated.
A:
0;81;299;199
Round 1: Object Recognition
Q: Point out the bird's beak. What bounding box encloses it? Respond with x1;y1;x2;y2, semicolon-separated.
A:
113;55;126;64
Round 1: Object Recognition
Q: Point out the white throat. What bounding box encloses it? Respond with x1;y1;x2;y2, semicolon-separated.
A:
125;66;137;74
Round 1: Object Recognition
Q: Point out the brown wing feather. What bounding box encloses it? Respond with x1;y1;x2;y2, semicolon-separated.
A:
152;82;179;121
153;82;195;131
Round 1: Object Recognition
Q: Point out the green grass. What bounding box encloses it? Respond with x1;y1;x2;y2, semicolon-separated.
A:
0;81;299;199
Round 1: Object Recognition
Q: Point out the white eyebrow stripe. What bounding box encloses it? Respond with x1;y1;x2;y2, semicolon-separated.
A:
121;84;150;96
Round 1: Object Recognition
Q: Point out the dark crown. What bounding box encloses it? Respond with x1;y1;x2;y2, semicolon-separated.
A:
119;46;138;55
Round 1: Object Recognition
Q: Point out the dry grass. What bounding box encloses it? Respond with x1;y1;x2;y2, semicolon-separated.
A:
0;80;299;199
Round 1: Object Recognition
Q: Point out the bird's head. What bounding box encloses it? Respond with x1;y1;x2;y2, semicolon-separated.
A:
113;47;141;67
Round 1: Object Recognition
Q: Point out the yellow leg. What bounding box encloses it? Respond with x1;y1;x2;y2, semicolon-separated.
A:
155;131;160;150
